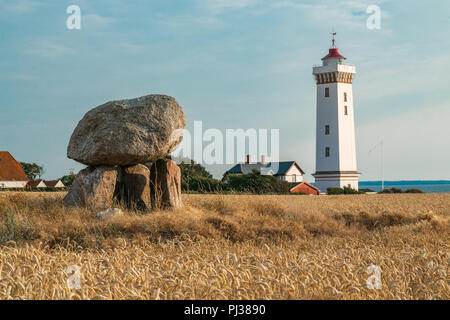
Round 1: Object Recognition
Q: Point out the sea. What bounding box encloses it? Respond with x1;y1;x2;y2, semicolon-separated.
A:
358;180;450;193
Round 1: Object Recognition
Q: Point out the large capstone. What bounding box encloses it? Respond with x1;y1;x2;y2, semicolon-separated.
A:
67;94;186;166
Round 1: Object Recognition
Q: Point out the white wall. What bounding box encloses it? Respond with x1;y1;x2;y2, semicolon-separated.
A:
315;82;340;172
0;181;28;189
315;175;359;193
337;82;358;171
284;165;304;183
54;181;65;188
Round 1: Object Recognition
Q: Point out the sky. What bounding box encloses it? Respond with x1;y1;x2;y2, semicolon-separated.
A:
0;0;449;182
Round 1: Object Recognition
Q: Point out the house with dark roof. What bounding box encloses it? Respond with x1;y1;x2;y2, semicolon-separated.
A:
0;151;29;189
223;155;305;183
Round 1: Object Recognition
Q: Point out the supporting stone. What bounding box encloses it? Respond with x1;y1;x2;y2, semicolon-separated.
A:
115;164;151;211
150;159;182;209
63;166;117;210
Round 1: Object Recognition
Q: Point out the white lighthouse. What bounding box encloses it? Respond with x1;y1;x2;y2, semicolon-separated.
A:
312;35;360;193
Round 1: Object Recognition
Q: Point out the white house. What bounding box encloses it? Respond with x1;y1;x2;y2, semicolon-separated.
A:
0;151;29;189
312;35;360;193
224;155;305;183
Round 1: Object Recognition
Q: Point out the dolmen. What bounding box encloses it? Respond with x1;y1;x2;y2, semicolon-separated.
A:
63;94;185;211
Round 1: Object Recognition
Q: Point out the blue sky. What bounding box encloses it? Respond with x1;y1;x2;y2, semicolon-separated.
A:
1;0;449;181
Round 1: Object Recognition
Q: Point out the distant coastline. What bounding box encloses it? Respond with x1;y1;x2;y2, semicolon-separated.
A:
359;180;450;193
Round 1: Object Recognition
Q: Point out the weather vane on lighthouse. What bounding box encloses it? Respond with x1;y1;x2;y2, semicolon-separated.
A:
330;29;337;48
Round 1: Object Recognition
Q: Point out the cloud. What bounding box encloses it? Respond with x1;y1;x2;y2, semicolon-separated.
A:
23;39;73;58
3;0;41;13
202;0;258;14
356;51;450;102
157;14;224;29
112;42;144;54
357;102;450;180
2;74;35;81
286;102;450;182
268;0;391;29
82;14;115;29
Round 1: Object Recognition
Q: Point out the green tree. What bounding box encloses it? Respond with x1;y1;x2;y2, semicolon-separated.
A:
225;169;291;194
178;159;213;189
20;162;45;180
60;169;76;187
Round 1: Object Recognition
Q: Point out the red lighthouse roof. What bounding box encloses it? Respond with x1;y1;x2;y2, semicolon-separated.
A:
322;48;346;60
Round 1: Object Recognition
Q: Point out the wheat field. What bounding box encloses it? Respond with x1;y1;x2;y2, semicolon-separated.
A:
0;192;448;299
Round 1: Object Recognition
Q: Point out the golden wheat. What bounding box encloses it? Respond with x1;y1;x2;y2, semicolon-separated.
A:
0;192;448;299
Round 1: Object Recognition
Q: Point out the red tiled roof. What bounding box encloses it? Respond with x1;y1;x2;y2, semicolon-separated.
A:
290;182;320;195
0;151;29;181
26;180;45;188
44;180;61;187
322;48;346;60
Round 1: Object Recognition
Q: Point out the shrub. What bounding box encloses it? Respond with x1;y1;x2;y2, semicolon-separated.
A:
379;188;403;194
183;176;227;193
379;188;425;194
327;187;364;195
327;187;344;195
405;188;425;193
224;170;291;194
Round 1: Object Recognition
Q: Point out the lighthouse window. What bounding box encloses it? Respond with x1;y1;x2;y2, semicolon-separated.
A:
325;87;330;97
344;92;347;102
325;125;330;135
325;147;330;157
344;106;348;115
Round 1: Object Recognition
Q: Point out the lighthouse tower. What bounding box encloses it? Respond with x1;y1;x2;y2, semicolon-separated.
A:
312;35;360;193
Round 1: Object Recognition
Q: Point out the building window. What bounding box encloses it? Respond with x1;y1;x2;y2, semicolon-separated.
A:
325;87;329;97
325;147;330;157
325;125;330;135
344;92;347;102
344;105;348;115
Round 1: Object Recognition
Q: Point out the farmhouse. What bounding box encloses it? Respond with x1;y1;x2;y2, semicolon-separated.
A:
26;180;47;188
0;151;29;189
224;155;305;183
44;180;65;189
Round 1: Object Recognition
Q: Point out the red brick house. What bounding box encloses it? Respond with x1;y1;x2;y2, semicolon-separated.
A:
290;182;320;195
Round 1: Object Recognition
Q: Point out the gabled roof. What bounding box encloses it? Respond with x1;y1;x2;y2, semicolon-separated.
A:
225;161;305;176
290;181;320;193
0;151;28;181
44;180;64;188
26;180;46;188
